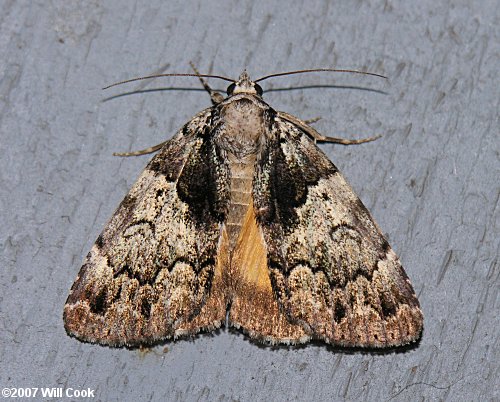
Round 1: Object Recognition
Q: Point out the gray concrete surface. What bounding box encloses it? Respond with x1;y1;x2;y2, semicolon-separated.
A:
1;1;498;401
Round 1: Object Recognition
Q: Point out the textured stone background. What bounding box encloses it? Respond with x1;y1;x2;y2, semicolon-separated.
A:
1;1;498;401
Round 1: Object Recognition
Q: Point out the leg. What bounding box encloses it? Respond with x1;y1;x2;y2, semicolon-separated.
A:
113;63;225;158
113;141;167;157
313;133;381;145
190;62;224;105
277;111;381;145
303;117;321;125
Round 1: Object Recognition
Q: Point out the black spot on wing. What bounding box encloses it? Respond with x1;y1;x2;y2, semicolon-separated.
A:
88;286;107;315
95;234;104;249
333;299;347;323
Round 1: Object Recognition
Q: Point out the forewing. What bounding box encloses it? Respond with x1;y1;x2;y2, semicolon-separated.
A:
254;116;423;347
64;109;230;347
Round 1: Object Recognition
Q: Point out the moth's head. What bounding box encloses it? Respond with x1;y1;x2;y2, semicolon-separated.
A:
226;71;263;97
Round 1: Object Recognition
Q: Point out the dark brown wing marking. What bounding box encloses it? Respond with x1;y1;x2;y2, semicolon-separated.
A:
63;108;231;347
254;116;423;347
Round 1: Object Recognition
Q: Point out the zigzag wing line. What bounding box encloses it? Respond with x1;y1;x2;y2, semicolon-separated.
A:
255;117;423;347
64;108;230;347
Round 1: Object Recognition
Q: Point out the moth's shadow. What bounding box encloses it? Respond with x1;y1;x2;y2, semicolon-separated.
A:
225;326;422;356
102;87;209;102
101;84;388;103
115;325;422;355
265;84;388;96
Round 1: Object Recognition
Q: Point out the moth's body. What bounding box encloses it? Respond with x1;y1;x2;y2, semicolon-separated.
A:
64;71;423;348
218;95;266;251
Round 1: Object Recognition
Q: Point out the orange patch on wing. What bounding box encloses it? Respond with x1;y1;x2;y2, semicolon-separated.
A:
231;200;269;290
228;200;309;344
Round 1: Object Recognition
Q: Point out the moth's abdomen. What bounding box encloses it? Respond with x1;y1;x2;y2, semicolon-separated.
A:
218;97;270;251
225;154;256;251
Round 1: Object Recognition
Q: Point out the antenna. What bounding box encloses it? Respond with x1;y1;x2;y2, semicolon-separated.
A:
102;73;235;90
255;68;387;83
102;68;387;90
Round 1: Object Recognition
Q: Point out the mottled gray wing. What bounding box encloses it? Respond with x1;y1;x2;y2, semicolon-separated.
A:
253;116;423;347
64;108;230;347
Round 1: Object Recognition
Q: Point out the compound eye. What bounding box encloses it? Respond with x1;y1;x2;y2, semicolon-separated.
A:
226;83;236;95
255;83;263;96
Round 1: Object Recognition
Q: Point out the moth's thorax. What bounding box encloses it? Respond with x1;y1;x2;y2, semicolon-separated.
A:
219;96;267;158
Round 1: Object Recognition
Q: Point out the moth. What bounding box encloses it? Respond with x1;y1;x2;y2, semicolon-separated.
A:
64;66;423;348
